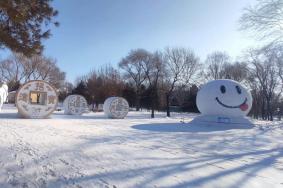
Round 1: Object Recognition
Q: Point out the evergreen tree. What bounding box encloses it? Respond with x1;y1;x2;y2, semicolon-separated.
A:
72;81;90;103
0;0;58;56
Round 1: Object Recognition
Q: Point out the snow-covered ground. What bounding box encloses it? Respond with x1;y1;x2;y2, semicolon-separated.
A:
0;105;283;188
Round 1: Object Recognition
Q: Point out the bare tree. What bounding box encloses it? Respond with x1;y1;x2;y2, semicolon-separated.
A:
0;53;27;85
0;53;65;90
240;0;283;43
245;45;283;120
205;51;231;80
221;62;249;82
163;47;200;117
269;44;283;83
119;49;149;111
82;65;123;110
140;51;164;118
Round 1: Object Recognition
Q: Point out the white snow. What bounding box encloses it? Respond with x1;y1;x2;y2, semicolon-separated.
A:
0;105;283;188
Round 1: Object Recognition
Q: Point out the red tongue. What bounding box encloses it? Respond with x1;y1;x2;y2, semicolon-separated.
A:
240;103;248;111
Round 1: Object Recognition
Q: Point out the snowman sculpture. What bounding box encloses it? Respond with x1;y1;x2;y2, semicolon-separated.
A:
0;83;8;111
192;79;253;125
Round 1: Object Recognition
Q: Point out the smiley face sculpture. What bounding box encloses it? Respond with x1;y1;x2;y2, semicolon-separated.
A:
197;79;252;117
194;79;253;125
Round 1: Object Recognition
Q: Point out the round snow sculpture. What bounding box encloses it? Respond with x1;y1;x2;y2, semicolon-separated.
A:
193;79;253;125
63;95;88;115
197;79;252;117
0;83;8;111
16;80;58;119
103;97;129;119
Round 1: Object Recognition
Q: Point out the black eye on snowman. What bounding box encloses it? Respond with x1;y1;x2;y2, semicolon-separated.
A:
235;85;241;94
220;85;226;94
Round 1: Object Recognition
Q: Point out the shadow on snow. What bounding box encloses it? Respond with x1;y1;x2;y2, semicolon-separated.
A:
132;122;254;133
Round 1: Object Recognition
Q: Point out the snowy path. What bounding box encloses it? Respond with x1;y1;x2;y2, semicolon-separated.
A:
0;106;283;188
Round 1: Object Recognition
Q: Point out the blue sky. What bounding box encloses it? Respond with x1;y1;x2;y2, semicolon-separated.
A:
16;0;260;82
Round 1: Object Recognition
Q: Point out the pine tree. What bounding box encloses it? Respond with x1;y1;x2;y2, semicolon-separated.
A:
0;0;58;56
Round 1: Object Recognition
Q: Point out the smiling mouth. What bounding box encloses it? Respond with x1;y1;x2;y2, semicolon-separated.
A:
215;97;248;109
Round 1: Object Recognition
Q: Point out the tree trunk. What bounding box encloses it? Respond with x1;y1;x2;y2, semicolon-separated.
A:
151;105;154;118
166;93;170;117
267;99;273;121
151;88;157;118
261;98;265;120
135;91;141;111
135;95;140;111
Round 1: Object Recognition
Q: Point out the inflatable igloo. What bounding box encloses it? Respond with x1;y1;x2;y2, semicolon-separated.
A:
0;83;8;111
103;97;129;119
192;79;253;125
16;80;58;118
63;94;88;115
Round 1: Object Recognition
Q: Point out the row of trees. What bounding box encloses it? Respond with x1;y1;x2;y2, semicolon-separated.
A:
0;53;66;91
71;48;201;118
118;48;200;117
69;43;283;120
72;65;124;110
